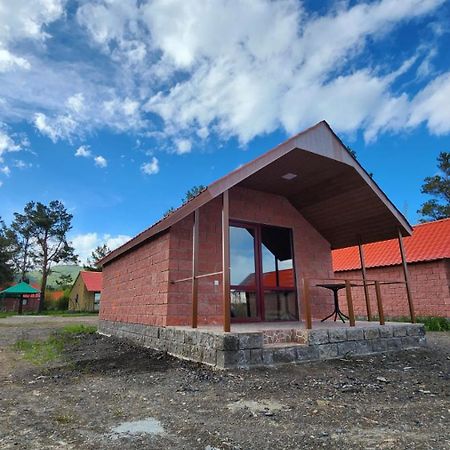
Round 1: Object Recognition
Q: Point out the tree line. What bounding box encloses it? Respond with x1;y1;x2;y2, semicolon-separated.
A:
0;201;109;312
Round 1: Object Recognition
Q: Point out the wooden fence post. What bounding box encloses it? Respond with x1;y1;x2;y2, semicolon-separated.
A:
374;281;385;325
345;280;355;327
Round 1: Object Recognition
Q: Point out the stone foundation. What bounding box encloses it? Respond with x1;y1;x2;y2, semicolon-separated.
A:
98;320;426;369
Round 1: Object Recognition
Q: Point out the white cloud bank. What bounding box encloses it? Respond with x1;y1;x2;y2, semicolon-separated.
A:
0;0;449;150
71;232;131;264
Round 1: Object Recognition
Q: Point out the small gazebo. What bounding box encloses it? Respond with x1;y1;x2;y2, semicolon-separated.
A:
0;282;40;314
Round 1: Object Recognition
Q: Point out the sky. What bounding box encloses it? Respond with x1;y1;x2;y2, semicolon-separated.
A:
0;0;449;264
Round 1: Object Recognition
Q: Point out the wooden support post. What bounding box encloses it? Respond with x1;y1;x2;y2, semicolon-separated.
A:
397;229;416;323
222;190;231;332
18;294;23;315
345;280;355;327
374;281;385;325
302;278;312;330
191;209;199;328
358;240;372;321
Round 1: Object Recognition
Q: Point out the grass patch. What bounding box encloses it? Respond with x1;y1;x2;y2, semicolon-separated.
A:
0;312;16;319
357;315;450;332
61;324;97;334
14;324;97;365
35;311;99;317
418;316;449;332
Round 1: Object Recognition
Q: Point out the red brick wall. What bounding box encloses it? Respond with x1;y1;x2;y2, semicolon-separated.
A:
0;295;39;313
167;187;334;326
335;259;450;318
100;231;170;326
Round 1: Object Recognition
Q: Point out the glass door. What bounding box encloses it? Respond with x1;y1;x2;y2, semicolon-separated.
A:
229;221;298;322
260;225;298;321
230;223;260;321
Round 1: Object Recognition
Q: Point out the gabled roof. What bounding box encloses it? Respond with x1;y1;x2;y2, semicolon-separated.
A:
80;271;103;292
101;121;412;266
333;218;450;271
0;281;40;295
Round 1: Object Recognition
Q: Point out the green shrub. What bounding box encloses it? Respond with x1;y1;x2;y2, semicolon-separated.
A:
418;316;449;332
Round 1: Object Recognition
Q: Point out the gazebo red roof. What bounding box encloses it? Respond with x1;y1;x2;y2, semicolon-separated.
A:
333;218;450;272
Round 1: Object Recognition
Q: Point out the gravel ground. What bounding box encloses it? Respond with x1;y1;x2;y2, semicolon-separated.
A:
0;316;449;450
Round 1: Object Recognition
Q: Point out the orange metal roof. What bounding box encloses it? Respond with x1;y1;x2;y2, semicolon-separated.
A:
80;271;103;292
333;218;450;271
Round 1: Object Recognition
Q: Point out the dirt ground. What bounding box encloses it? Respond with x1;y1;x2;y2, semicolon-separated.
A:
0;316;448;450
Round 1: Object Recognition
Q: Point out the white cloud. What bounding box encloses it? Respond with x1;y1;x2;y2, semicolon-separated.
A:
408;73;450;135
0;0;448;150
71;232;131;264
141;156;159;175
174;138;192;155
94;155;108;168
0;0;65;72
13;159;32;169
74;144;108;169
0;180;3;187
143;0;446;144
0;166;11;176
0;49;31;72
0;126;23;160
75;145;91;158
66;93;85;114
34;112;77;142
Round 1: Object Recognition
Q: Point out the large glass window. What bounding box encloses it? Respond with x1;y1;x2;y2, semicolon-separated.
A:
230;225;259;320
261;225;297;321
229;222;298;322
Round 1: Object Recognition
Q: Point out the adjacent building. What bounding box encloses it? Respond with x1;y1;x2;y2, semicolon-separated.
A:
333;218;450;318
69;271;102;312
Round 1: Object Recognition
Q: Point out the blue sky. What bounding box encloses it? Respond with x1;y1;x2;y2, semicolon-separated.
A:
0;0;449;262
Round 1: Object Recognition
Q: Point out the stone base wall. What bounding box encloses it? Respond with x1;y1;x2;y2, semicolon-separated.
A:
98;320;426;369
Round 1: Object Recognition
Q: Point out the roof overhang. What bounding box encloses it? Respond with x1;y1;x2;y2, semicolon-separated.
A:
100;121;412;265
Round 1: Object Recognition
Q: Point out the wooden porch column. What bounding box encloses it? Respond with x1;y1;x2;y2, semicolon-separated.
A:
301;278;312;330
398;228;416;323
191;209;199;328
358;240;372;321
222;190;231;332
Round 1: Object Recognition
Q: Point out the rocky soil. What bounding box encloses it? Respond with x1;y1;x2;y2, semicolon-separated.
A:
0;316;449;449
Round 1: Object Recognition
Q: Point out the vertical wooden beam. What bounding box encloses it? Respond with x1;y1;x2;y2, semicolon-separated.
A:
191;209;199;328
302;278;312;330
374;281;385;325
222;190;231;332
358;240;372;321
397;228;416;323
345;280;355;327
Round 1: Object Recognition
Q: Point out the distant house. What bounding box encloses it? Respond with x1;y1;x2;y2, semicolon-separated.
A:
69;271;102;312
0;282;40;313
333;218;450;318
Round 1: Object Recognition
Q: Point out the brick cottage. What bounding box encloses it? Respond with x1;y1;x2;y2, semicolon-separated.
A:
333;218;450;319
98;121;426;368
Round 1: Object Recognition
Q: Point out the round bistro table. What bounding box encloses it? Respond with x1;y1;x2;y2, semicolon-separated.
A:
316;283;350;323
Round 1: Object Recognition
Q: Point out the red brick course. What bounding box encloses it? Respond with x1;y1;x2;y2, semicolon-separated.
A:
100;231;171;327
335;259;450;318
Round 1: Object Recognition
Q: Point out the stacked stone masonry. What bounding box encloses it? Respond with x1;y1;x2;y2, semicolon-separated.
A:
99;320;426;369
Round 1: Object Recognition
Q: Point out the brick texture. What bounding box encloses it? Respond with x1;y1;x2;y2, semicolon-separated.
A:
167;186;334;326
100;231;171;326
335;259;450;318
